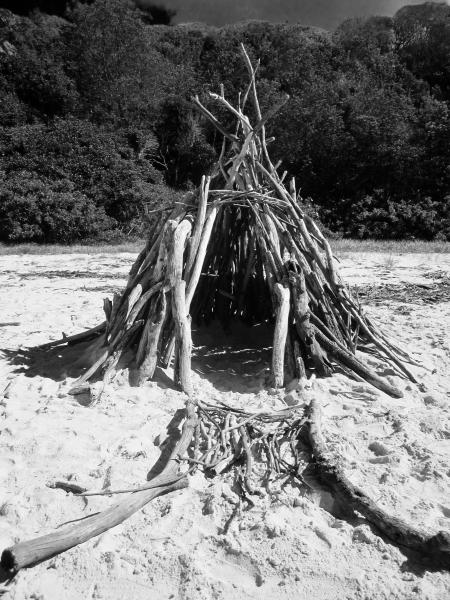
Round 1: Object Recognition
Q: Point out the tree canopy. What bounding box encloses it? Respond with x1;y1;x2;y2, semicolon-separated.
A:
0;1;449;243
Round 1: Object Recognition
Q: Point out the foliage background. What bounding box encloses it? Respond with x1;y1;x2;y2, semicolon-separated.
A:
0;0;449;242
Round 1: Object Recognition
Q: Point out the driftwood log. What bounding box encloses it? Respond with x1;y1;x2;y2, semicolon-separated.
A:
307;398;450;564
1;401;197;574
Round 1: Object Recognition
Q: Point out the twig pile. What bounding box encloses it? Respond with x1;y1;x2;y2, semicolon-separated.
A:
192;400;306;494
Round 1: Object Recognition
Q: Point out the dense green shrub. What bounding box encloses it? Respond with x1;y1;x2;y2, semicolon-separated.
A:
0;118;163;224
0;174;113;242
323;192;449;240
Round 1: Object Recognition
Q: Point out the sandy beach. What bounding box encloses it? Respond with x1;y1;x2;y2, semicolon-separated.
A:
0;250;449;600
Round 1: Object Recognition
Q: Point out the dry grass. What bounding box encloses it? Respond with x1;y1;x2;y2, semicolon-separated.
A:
333;239;450;254
0;239;449;256
381;254;397;270
0;241;145;256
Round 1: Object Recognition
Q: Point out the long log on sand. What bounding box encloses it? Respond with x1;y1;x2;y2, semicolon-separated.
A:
1;402;197;575
307;398;450;564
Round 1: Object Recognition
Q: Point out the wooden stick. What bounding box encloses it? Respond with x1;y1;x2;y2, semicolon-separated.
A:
171;282;192;395
239;426;256;494
185;176;210;277
0;481;187;576
191;95;238;143
162;205;219;370
304;216;340;288
68;348;109;393
132;292;167;386
340;294;417;382
289;271;330;376
126;211;165;285
106;221;176;347
239;44;276;172
313;326;403;398
272;282;290;388
36;322;106;350
169;219;194;395
292;336;306;379
209;92;253;133
253;94;290;135
186;207;218;311
125;282;164;330
102;320;145;385
125;284;143;320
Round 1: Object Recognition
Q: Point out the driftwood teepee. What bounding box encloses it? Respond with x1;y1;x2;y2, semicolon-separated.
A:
39;49;415;401
2;46;449;576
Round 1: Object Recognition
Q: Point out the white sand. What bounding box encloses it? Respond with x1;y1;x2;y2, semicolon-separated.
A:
0;251;449;599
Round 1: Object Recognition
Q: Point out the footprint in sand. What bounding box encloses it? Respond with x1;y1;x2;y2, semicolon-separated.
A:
203;546;264;589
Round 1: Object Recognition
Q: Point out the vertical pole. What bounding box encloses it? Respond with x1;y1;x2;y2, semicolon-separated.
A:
169;219;193;395
272;282;290;388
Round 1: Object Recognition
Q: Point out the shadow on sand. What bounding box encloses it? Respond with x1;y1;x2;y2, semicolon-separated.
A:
1;320;275;395
1;340;95;382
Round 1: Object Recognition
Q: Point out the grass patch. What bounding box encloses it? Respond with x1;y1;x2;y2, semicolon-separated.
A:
4;270;128;280
0;241;145;256
1;239;449;257
333;239;450;254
